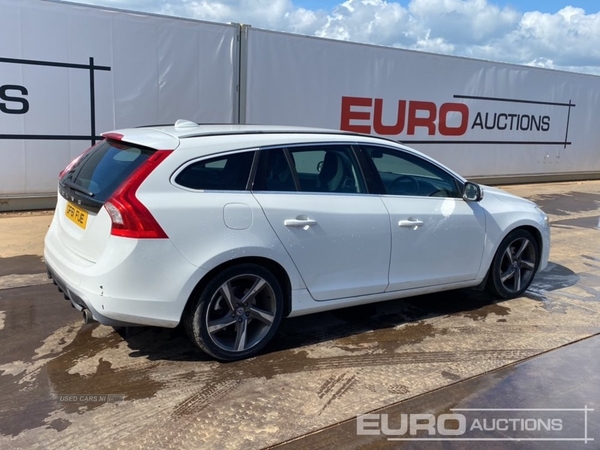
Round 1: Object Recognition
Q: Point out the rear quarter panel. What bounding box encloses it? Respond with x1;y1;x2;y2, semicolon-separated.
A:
137;153;306;291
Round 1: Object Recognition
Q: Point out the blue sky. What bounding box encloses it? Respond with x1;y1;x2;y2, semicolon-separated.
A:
77;0;600;74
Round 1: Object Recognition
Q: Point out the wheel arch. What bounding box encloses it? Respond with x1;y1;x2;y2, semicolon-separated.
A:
478;223;545;288
482;224;544;297
183;256;293;320
518;224;543;257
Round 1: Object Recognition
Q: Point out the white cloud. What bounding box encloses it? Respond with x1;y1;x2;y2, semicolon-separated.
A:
413;32;455;54
316;0;411;47
464;6;600;73
182;0;294;27
408;0;521;44
69;0;600;75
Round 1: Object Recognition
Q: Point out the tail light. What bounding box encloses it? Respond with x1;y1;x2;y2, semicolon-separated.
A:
104;150;173;239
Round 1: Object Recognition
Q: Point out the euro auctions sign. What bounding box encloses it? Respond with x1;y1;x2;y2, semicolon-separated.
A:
341;96;471;136
356;407;594;443
340;95;570;146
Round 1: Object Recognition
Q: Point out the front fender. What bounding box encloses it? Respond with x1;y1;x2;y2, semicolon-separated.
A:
479;197;550;279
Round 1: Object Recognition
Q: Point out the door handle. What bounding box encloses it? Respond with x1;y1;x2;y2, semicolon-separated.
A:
284;218;317;228
398;218;424;228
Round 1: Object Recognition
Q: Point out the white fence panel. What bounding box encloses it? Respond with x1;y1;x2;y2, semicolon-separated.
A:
0;0;238;196
243;28;600;179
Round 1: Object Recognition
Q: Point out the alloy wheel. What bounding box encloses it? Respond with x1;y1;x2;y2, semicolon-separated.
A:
204;274;277;352
498;237;537;294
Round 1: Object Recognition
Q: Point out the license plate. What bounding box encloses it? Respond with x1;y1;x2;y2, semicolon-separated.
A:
65;202;88;229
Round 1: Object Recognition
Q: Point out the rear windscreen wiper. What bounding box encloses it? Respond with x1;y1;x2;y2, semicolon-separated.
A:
62;180;95;198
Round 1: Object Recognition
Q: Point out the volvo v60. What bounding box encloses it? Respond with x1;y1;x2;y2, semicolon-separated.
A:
44;121;550;360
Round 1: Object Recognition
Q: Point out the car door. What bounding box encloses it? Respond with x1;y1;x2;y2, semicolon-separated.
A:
252;144;391;301
359;144;486;292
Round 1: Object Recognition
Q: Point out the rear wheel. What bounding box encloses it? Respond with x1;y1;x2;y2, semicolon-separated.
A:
184;264;284;361
487;229;540;299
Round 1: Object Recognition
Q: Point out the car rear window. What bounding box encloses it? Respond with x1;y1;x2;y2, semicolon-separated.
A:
61;140;154;204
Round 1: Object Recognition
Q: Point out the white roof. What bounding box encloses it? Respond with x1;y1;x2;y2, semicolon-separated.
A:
102;120;370;150
100;119;466;182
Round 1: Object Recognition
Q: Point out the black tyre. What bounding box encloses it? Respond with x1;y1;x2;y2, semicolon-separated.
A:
184;264;284;361
486;229;540;299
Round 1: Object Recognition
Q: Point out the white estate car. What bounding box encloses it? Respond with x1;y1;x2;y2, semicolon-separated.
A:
45;121;550;361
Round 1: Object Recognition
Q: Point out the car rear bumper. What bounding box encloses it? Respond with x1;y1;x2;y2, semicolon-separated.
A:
46;263;136;327
44;224;207;328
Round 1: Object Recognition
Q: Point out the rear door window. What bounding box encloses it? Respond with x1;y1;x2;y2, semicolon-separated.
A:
290;145;365;193
252;149;297;192
253;145;365;194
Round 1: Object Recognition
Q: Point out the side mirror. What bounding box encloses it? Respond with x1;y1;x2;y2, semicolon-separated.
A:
463;182;483;202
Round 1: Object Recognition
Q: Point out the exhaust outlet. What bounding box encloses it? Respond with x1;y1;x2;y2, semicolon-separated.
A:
82;309;96;324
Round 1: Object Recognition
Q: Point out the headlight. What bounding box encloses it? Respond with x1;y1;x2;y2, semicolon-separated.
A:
535;206;549;225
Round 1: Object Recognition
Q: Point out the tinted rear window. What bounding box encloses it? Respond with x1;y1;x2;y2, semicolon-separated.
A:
61;140;154;203
175;151;255;191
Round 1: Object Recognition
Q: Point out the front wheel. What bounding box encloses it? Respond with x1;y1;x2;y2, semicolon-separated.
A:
184;264;284;361
486;229;540;299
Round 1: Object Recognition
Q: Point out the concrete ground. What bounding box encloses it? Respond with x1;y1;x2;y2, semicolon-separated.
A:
0;181;598;449
276;334;600;450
